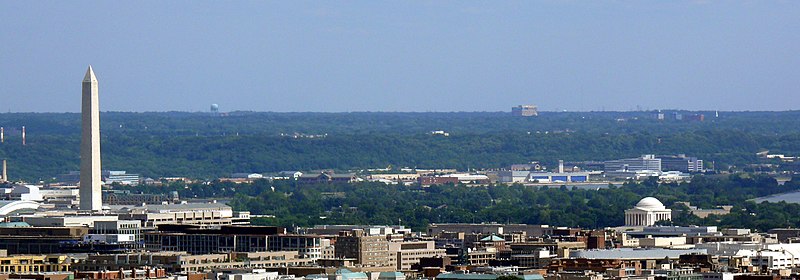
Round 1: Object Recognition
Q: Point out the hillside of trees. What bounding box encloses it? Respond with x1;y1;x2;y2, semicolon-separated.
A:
117;174;800;231
0;111;799;181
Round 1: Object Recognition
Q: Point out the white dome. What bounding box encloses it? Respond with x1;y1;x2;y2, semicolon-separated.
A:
635;197;665;210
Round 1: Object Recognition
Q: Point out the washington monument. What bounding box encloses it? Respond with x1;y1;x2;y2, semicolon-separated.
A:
80;66;102;211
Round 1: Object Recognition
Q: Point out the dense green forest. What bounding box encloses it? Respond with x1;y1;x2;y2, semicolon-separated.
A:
120;174;800;231
6;111;793;230
1;111;799;181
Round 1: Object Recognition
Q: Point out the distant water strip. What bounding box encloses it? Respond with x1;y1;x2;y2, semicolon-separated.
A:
752;190;800;203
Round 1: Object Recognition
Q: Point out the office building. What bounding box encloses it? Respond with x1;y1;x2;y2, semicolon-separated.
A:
144;225;323;260
116;202;239;228
389;240;446;270
658;155;704;173
103;170;141;186
605;155;661;172
334;230;393;268
0;226;87;254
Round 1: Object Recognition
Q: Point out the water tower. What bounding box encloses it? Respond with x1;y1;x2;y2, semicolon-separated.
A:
210;104;219;113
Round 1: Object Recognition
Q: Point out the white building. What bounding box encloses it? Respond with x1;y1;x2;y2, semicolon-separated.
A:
19;213;119;227
0;200;40;218
40;186;80;207
735;243;800;270
497;171;531;183
10;185;44;201
625;197;672;227
605;155;662;173
658;171;691;182
210;269;280;280
638;236;687;248
115;202;238;228
103;170;141;186
440;173;489;183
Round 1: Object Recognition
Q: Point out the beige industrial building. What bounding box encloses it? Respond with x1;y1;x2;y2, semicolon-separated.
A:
389;241;445;270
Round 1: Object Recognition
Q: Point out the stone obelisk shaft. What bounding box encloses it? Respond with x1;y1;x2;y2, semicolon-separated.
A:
80;66;102;211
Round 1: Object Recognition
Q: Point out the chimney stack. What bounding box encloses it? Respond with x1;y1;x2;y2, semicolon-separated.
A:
1;127;4;143
558;160;564;173
21;126;25;145
2;160;6;182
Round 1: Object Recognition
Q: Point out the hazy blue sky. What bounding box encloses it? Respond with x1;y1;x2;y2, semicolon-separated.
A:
1;1;798;112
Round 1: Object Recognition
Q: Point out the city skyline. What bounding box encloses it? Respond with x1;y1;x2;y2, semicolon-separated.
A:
2;2;800;278
1;1;798;113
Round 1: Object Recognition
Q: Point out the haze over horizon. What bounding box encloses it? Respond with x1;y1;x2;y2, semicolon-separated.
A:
1;1;798;113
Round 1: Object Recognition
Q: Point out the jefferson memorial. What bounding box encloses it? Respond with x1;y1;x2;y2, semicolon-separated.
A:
624;197;672;226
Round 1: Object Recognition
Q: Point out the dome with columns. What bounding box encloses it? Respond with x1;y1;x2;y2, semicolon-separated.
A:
625;196;672;227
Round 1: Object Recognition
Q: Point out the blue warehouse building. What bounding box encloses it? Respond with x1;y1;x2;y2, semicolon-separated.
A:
529;172;590;183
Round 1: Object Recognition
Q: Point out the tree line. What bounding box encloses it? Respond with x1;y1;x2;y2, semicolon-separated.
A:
1;111;799;181
118;174;800;232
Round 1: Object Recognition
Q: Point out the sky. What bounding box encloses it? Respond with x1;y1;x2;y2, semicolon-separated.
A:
0;1;798;113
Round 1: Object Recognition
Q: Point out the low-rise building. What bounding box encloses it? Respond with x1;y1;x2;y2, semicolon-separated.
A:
76;251;311;273
418;176;459;186
17;214;119;228
304;225;409;237
367;174;420;183
0;226;87;254
116;202;238;228
297;173;357;184
528;172;591;183
389;240;445;270
437;272;544;280
103;190;178;205
648;268;703;280
549;257;642;274
428;223;552;238
75;268;167;280
145;225;323;260
0;254;72;273
497;171;531;184
639;237;687;248
209;268;280;280
103;170;141;186
658;155;704;173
